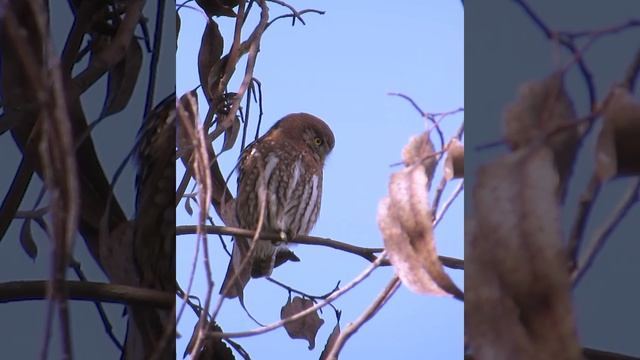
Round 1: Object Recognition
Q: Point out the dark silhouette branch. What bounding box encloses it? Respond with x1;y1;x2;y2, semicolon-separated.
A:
0;281;174;308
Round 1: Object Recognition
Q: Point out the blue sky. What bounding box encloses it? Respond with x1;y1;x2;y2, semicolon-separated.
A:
176;1;464;359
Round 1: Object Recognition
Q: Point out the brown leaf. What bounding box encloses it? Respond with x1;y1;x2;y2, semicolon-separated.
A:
184;198;193;216
196;0;238;17
444;138;464;180
503;72;580;200
319;322;341;360
221;115;241;152
198;20;224;101
19;219;37;261
378;164;462;299
596;87;640;181
401;132;437;185
468;146;581;359
103;38;143;116
281;296;325;350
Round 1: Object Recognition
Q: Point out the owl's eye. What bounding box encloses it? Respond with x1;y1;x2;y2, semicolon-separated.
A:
313;137;323;146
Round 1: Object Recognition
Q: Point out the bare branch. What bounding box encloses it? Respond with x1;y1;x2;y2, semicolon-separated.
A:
176;225;464;270
208;252;387;340
0;281;174;308
325;275;401;359
572;179;640;286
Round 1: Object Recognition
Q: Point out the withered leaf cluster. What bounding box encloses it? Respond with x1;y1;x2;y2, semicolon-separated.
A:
378;131;464;300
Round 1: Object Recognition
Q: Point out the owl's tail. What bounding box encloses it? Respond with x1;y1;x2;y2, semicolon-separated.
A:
219;237;252;299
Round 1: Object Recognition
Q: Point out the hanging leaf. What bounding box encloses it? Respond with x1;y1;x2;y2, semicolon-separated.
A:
401;132;437;187
503;72;580;200
468;146;581;359
220;115;241;152
19;219;37;261
281;296;325;350
185;197;193;216
378;164;462;299
444;138;464;179
196;0;238;17
596;87;640;181
102;38;143;116
198;19;224;101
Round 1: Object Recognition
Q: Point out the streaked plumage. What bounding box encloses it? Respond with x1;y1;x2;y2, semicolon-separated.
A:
221;113;334;297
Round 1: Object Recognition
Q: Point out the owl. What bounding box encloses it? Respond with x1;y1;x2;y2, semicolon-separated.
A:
220;113;335;298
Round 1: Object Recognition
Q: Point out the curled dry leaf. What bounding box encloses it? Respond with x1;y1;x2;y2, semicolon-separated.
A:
280;296;325;350
596;87;640;182
319;323;341;360
401;132;437;187
467;146;580;360
184;197;193;216
196;0;238;18
19;219;37;261
220;115;241;152
198;20;223;101
503;72;580;200
103;38;143;116
444;138;464;179
378;164;463;299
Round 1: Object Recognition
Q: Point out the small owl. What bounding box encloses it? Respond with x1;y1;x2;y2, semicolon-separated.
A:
221;113;335;298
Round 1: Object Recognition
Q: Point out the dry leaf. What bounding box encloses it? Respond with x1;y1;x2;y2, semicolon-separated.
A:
468;146;581;360
184;198;193;216
103;38;143;116
221;115;241;152
19;219;37;260
281;296;325;350
401;132;437;185
378;164;462;299
198;20;223;101
596;87;640;181
503;72;580;200
196;0;238;17
444;138;464;179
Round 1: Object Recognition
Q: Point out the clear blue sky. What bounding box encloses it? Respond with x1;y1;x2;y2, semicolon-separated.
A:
176;1;464;359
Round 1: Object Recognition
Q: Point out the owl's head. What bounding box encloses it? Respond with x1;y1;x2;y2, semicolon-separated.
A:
273;113;335;161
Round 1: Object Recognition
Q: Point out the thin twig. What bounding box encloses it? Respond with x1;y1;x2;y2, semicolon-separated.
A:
388;92;446;152
434;181;464;227
572;179;640;286
177;225;465;270
325;275;401;359
209;252;387;340
567;173;601;270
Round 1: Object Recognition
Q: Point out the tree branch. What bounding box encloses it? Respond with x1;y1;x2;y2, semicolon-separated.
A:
0;281;174;308
176;225;465;270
